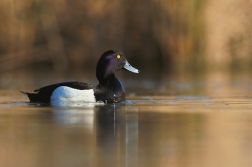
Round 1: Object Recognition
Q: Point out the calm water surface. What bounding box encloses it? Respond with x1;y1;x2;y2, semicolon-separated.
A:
1;72;252;167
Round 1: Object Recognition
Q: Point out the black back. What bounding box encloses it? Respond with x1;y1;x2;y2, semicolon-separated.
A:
23;82;93;103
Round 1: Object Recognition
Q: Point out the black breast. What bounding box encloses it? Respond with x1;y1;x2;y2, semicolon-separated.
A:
94;78;125;103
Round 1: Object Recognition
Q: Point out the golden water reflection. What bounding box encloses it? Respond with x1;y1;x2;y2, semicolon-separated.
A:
0;96;252;167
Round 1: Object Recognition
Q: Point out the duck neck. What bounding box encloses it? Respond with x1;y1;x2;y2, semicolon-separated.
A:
96;62;117;84
97;73;116;85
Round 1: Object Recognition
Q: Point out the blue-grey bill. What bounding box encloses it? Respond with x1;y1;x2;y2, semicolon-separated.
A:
124;61;139;73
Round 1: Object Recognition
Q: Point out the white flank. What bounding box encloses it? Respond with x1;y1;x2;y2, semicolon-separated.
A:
50;86;96;106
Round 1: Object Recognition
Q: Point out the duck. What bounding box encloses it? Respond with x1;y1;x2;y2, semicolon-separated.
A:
21;50;139;104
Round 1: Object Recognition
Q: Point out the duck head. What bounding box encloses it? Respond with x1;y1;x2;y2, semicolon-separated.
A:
96;50;139;82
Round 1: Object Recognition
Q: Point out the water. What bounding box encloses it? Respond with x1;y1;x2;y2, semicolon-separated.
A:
1;71;252;167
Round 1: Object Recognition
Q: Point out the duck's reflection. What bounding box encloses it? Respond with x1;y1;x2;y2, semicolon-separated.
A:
51;102;101;126
95;104;138;167
52;103;138;167
52;106;94;129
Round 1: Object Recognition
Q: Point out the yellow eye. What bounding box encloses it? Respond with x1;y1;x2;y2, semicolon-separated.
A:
117;55;120;59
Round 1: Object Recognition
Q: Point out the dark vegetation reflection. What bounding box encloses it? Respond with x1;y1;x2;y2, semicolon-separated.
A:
2;96;252;167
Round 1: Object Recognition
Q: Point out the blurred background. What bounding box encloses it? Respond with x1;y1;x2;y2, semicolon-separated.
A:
0;0;252;88
1;2;252;167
